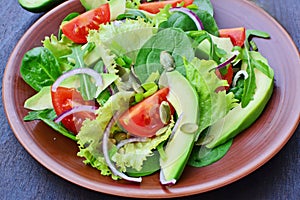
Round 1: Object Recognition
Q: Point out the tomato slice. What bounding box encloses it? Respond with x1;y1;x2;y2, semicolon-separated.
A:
51;87;97;134
61;3;110;43
215;64;234;92
118;88;173;137
139;0;194;14
219;27;246;47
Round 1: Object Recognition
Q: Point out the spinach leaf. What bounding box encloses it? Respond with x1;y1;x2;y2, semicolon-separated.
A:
116;9;148;21
188;138;233;167
193;0;214;16
134;28;194;83
192;9;219;36
159;9;218;36
159;12;198;32
20;47;62;91
24;109;76;141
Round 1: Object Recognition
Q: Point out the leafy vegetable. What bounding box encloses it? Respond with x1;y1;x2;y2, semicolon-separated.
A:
112;120;174;172
135;27;194;82
67;45;98;100
20;47;62;91
159;8;218;36
76;91;134;179
188;138;232;167
192;0;214;16
89;18;157;63
184;58;238;138
24;109;76;141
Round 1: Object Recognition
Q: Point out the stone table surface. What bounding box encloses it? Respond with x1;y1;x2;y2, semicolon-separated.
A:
0;0;299;199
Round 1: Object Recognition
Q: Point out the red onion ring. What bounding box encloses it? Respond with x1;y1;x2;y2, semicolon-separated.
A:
54;105;97;123
232;70;248;87
51;68;103;93
102;113;142;183
170;7;204;30
160;170;177;186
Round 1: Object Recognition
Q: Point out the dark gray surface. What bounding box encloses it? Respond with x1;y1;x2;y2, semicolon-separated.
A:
0;0;299;199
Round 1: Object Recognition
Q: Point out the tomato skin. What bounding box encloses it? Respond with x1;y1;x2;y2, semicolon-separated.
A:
61;3;110;43
215;64;234;92
51;87;97;134
118;88;173;137
219;27;246;47
139;0;194;14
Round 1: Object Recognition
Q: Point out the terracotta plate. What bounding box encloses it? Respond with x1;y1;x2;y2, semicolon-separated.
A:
3;0;300;198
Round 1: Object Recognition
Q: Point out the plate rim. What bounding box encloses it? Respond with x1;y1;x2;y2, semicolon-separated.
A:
3;0;300;198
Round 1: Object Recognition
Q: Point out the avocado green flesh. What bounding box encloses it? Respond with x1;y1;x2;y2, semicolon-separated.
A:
159;70;199;182
204;68;274;149
18;0;65;13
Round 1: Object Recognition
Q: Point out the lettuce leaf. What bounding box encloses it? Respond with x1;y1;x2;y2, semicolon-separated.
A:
112;120;174;172
184;58;238;139
76;91;134;179
88;18;157;63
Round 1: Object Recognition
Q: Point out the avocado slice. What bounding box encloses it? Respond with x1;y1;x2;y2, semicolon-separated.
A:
204;64;274;148
158;70;200;184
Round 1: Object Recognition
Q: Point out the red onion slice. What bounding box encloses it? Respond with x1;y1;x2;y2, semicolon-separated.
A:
102;113;142;183
160;170;177;186
214;51;240;70
170;7;204;30
54;105;97;123
169;113;183;141
232;70;248;87
51;68;103;93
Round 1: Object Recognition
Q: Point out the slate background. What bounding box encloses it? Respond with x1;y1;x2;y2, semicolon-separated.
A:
0;0;299;199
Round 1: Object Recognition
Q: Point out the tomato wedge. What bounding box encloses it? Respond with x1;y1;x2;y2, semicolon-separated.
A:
215;64;234;92
118;88;174;137
139;0;194;14
219;27;246;47
61;3;110;43
51;87;97;134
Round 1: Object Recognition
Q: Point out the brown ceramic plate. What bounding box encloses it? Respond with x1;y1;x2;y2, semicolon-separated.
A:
3;0;300;198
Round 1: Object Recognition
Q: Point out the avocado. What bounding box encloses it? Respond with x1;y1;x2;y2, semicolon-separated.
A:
203;64;274;149
158;70;200;184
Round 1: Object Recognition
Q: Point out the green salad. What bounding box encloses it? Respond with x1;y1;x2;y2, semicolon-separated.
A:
20;0;274;184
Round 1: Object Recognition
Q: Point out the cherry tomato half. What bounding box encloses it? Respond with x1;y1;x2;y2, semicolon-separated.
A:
215;64;234;92
139;0;194;14
118;88;174;137
51;87;97;134
219;27;246;47
61;3;110;43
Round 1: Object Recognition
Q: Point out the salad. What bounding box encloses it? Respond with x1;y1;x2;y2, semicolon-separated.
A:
20;0;274;185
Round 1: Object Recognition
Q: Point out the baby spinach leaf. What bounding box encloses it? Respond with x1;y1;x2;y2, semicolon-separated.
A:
159;9;218;36
134;28;194;83
192;9;219;36
159;12;198;32
20;47;62;91
188;138;233;167
193;0;214;16
24;109;76;141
